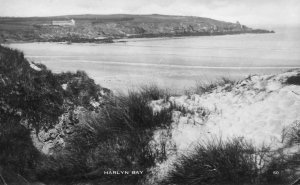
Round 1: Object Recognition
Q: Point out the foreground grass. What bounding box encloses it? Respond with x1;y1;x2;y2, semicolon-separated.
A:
162;135;300;185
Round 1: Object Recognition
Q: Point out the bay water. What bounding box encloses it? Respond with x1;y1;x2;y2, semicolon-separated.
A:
7;27;300;92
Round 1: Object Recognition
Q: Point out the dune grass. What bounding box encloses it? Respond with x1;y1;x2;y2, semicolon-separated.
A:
35;85;174;184
286;74;300;86
163;138;260;185
163;134;300;185
184;77;235;96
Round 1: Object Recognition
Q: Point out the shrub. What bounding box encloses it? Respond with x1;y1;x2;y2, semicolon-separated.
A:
56;71;104;109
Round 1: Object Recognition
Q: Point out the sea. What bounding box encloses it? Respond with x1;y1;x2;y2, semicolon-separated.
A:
6;26;300;92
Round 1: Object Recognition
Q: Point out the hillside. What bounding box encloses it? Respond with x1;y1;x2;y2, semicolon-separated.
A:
0;14;274;43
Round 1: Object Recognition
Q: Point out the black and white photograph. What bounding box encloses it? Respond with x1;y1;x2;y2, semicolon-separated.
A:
0;0;300;184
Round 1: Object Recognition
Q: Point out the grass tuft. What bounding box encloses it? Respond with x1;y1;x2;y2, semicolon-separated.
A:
286;74;300;85
163;138;259;185
139;84;171;101
186;77;235;96
163;137;300;185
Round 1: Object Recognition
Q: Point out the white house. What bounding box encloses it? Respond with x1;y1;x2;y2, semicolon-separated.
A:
52;19;75;26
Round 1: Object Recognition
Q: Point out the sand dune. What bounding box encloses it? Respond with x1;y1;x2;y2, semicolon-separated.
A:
148;69;300;183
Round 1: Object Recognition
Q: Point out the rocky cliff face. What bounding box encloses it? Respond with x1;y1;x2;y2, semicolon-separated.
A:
0;14;274;43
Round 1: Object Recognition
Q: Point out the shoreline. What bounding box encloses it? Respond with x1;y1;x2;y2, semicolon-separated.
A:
1;30;274;44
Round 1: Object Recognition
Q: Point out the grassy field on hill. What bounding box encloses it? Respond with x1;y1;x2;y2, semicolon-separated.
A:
0;14;273;43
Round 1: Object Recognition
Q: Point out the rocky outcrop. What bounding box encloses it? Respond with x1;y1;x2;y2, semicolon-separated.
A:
29;80;111;155
30;107;83;155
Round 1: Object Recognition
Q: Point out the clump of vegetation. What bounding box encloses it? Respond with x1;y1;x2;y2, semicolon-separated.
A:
163;136;300;185
286;74;300;85
186;77;235;96
139;84;171;101
55;71;107;110
169;101;209;119
163;138;261;185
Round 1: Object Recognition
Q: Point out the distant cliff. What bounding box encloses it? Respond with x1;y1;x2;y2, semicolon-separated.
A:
0;14;274;43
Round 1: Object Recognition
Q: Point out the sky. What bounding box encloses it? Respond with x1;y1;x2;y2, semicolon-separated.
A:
0;0;299;27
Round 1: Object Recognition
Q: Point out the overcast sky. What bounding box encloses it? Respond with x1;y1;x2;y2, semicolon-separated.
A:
0;0;299;27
